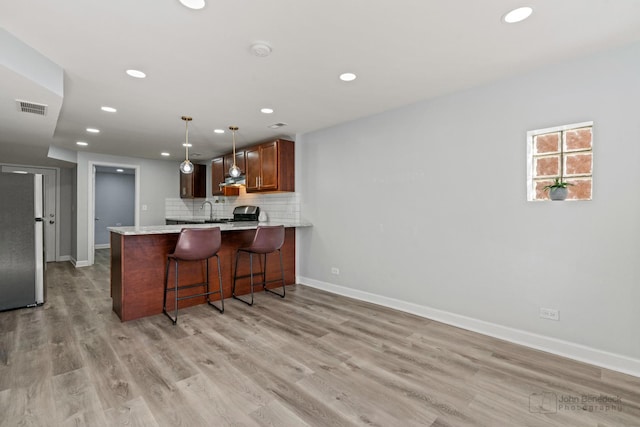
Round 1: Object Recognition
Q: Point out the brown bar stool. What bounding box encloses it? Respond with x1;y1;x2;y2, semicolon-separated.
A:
163;227;224;324
232;225;285;306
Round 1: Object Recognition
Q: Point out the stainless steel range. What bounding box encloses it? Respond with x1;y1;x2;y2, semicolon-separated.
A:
231;205;260;222
165;205;261;225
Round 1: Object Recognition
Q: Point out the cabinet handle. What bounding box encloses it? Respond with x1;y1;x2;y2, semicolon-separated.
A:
256;177;259;188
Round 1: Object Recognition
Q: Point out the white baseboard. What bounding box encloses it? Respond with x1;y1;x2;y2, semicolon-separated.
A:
94;243;110;250
70;257;90;268
298;276;640;378
57;255;71;262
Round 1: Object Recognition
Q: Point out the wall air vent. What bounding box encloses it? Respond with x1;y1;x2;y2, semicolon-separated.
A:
268;122;287;129
16;100;48;116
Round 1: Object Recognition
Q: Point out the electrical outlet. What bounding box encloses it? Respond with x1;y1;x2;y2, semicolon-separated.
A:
142;204;148;211
331;267;340;275
539;307;559;321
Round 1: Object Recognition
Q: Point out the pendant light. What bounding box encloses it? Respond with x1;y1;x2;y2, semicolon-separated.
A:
179;116;194;174
228;125;241;178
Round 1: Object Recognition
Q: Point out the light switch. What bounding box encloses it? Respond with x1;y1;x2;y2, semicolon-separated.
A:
142;204;148;211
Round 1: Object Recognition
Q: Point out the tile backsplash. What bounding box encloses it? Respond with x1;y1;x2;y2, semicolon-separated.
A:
165;189;300;222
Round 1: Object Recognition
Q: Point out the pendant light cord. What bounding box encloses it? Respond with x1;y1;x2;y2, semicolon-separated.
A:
184;119;190;161
230;126;239;169
232;129;236;167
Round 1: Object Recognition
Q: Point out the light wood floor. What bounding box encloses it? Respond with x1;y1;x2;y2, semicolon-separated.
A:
1;249;639;426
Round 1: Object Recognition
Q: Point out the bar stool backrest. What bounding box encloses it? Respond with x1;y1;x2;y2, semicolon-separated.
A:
247;225;285;254
171;228;222;261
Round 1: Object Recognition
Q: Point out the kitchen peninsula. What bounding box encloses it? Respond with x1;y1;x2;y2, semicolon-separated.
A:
109;220;310;321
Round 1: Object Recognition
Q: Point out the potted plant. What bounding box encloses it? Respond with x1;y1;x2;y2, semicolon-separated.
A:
543;177;573;201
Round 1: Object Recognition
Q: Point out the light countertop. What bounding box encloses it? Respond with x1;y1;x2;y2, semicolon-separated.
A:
165;216;233;223
109;220;312;235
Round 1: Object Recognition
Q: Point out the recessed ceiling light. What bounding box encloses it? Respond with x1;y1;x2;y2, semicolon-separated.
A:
76;141;88;146
126;69;146;79
183;143;192;147
503;6;533;23
339;72;357;82
261;108;274;114
161;152;170;156
101;106;117;113
116;169;124;173
86;128;100;133
214;129;225;134
179;0;205;10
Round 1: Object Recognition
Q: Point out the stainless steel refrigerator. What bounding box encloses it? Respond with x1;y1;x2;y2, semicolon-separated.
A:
0;172;46;311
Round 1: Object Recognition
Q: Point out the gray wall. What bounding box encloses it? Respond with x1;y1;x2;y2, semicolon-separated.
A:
58;167;73;258
75;152;179;263
70;166;77;261
94;172;135;246
297;42;640;365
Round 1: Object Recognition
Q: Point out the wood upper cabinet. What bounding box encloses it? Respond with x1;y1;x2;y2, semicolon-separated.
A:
180;163;206;198
211;157;225;196
223;151;246;177
211;157;240;196
245;139;294;193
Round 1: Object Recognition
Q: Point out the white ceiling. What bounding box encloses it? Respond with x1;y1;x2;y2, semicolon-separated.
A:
2;0;640;168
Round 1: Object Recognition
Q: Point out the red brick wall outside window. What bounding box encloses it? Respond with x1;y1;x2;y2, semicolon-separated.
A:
528;122;593;201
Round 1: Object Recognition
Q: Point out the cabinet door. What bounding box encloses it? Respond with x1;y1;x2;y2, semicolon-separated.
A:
259;141;278;190
180;164;206;198
180;170;193;198
192;164;207;197
223;151;246;177
211;157;225;195
245;146;261;191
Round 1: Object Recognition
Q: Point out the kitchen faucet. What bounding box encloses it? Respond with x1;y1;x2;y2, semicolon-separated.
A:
201;201;214;221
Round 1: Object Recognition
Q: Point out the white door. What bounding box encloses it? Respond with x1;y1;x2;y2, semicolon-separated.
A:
1;166;57;262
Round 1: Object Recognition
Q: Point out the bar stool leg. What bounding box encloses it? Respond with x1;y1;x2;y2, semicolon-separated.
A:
262;253;267;291
205;257;209;300
217;255;224;313
163;258;179;325
206;255;224;313
232;250;254;306
163;258;170;316
173;259;179;324
232;250;239;297
263;249;285;298
249;253;255;305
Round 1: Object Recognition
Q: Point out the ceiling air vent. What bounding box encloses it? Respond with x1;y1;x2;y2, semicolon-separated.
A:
16;99;48;116
268;122;287;129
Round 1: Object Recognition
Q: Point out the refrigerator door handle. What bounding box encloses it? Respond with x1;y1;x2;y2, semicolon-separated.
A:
34;175;45;305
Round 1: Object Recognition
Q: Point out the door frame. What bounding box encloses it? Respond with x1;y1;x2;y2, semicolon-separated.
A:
88;161;140;266
1;163;60;262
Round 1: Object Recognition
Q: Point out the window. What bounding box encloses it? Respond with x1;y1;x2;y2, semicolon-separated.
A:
527;122;593;201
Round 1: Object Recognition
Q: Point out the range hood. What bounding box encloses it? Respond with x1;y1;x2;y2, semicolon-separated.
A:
220;174;246;187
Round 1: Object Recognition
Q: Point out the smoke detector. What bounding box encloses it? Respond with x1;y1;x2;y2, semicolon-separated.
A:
16;99;48;116
268;122;287;129
250;42;272;58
